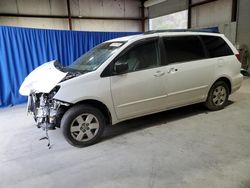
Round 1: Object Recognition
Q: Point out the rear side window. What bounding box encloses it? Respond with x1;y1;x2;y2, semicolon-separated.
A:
163;36;206;64
200;35;233;58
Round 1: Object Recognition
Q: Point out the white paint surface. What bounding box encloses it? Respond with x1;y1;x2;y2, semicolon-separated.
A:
19;60;67;95
19;32;242;125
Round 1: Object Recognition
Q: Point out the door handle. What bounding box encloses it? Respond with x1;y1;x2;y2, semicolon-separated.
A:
154;71;165;77
168;68;178;74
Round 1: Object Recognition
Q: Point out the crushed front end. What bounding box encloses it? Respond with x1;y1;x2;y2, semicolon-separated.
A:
27;87;69;130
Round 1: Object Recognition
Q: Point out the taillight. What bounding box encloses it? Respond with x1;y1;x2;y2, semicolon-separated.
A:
235;53;241;63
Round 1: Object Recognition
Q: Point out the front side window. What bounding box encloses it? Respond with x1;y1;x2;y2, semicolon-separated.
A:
117;40;159;73
200;35;233;58
68;42;124;72
163;36;205;64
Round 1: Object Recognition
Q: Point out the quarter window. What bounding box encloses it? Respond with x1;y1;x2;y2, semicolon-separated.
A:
117;40;159;72
163;36;206;64
200;35;233;58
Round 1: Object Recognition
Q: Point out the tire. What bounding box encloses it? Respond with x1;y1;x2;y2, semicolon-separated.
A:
205;81;229;111
61;104;105;147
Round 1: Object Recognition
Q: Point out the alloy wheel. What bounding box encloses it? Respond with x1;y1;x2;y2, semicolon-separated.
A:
70;113;99;142
212;85;227;106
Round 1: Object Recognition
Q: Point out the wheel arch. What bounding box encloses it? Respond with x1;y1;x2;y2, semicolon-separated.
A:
73;99;112;125
212;77;232;94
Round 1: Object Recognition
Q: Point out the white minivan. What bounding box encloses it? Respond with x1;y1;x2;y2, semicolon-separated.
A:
20;31;243;147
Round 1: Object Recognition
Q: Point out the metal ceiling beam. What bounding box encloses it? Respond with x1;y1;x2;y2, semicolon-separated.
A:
144;0;167;8
190;0;218;8
188;0;192;28
0;13;144;21
66;0;72;30
141;0;145;32
231;0;237;22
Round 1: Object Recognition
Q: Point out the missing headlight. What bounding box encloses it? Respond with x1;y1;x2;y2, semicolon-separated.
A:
49;85;60;99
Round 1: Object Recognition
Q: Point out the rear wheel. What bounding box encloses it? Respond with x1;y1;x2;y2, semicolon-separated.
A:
205;81;229;111
61;104;105;147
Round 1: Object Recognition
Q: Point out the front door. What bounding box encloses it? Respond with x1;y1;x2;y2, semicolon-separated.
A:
111;39;167;120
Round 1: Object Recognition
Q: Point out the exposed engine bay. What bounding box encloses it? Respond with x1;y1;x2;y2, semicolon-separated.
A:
18;60;83;148
27;88;70;149
27;87;69;130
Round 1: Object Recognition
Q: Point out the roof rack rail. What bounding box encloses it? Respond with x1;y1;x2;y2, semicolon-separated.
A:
144;28;220;34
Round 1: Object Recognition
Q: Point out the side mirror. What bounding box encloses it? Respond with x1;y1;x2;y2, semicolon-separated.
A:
114;61;128;74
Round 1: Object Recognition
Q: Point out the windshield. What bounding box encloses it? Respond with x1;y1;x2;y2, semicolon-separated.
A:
68;42;124;72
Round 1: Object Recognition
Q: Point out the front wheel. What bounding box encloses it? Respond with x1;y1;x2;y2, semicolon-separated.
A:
205;81;229;111
61;104;105;147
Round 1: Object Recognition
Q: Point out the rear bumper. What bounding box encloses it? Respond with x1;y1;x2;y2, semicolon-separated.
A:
231;74;243;93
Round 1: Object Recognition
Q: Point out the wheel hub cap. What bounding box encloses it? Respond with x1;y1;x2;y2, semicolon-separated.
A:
70;113;100;142
212;86;227;106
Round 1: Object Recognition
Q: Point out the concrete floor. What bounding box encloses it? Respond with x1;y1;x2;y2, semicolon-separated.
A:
0;78;250;188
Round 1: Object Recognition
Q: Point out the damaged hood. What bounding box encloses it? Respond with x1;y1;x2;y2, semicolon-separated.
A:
19;60;68;96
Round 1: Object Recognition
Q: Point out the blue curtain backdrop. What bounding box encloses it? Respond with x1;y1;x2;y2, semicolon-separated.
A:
0;26;140;107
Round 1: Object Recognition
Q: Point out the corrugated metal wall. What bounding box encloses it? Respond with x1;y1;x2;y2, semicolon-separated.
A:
236;0;250;47
0;0;142;32
148;0;187;18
